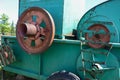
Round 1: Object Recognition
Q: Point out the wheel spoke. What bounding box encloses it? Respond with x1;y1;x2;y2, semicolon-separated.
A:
36;15;43;25
43;28;50;34
23;15;32;23
27;17;33;23
35;38;42;46
24;38;32;47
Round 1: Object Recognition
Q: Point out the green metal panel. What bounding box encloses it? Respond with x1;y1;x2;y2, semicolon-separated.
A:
76;0;120;80
19;0;64;38
77;48;119;80
41;40;80;75
19;0;85;38
1;36;80;79
77;0;120;43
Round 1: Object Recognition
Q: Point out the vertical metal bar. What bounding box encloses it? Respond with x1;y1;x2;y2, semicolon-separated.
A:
1;70;5;80
0;46;6;66
80;31;86;77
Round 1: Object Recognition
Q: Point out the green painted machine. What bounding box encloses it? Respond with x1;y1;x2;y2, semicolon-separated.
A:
0;0;120;80
77;0;120;80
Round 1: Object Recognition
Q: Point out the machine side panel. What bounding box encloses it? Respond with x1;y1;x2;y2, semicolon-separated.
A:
2;36;80;79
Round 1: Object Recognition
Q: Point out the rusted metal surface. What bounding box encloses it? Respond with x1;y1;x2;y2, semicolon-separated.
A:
16;7;55;54
21;23;37;36
0;45;16;66
85;24;110;48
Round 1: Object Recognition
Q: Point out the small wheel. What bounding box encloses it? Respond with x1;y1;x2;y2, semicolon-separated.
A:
16;7;55;54
47;71;80;80
85;24;110;48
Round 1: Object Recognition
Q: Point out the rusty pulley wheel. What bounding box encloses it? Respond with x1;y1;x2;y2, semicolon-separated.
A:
85;24;110;48
16;7;55;54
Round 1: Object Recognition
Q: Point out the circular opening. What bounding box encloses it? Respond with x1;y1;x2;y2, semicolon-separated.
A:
20;24;27;36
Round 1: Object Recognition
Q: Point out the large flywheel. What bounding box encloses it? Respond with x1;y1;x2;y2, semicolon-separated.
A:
16;7;55;54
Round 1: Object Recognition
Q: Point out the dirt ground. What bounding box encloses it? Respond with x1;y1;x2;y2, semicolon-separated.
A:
0;72;36;80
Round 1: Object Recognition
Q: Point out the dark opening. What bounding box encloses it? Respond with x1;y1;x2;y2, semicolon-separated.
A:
95;34;100;39
20;24;27;36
